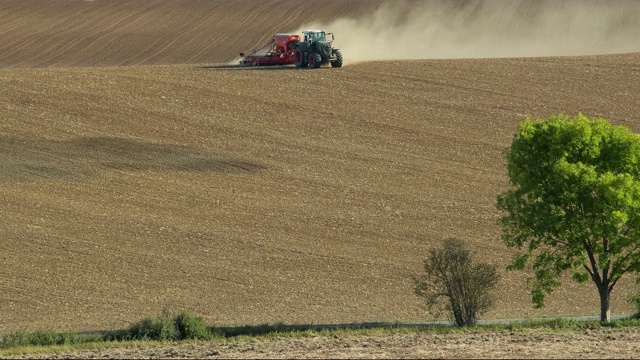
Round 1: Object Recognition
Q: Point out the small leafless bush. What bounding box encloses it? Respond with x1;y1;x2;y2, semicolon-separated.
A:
413;237;500;326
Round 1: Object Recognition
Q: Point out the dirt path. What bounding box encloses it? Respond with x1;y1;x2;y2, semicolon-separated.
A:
7;328;640;359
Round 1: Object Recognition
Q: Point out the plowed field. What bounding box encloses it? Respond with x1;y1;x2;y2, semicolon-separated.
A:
12;328;640;359
1;0;640;342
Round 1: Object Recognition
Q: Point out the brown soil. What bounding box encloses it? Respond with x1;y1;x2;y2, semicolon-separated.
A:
1;1;640;356
7;328;640;359
0;0;385;67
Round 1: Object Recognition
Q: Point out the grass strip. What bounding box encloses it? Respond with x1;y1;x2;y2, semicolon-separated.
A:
2;312;640;356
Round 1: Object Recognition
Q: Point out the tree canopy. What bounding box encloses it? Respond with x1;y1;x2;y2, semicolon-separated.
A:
496;114;640;322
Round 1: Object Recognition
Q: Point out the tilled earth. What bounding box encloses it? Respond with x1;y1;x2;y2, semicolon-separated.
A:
2;55;639;333
1;2;640;357
7;328;640;359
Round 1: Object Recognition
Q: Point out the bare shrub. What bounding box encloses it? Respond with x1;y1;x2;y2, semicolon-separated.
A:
413;237;500;326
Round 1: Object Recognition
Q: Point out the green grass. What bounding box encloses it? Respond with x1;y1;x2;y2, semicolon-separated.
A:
3;313;640;356
0;339;161;358
102;310;220;342
1;329;102;348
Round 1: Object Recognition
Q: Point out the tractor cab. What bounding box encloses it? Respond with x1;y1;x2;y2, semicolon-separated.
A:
303;30;334;44
293;30;343;69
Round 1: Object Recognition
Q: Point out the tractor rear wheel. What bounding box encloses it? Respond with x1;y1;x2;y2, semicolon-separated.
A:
331;50;343;68
308;52;322;69
294;47;305;68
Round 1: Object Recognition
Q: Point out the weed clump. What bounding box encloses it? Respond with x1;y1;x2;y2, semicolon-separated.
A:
2;329;80;347
109;310;218;342
174;310;216;340
128;312;179;341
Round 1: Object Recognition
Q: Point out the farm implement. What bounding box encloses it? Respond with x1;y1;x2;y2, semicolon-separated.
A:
239;34;300;66
239;30;343;68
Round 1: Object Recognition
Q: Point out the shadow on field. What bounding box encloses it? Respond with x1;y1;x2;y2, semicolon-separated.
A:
86;314;633;341
213;321;447;337
212;315;634;335
199;64;336;71
0;136;265;181
84;321;449;342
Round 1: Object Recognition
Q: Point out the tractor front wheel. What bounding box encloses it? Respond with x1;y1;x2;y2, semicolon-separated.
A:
294;47;305;68
308;52;322;69
331;50;343;68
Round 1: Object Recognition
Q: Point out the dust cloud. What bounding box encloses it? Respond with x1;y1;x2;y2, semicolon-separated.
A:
296;0;640;64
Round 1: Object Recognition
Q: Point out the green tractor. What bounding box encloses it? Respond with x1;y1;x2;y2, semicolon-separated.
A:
293;30;343;69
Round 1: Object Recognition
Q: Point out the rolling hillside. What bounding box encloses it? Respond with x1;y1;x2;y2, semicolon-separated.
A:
1;0;640;333
0;0;386;67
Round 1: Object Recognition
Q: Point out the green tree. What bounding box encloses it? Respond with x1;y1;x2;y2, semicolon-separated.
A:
496;114;640;323
628;277;640;318
413;237;500;326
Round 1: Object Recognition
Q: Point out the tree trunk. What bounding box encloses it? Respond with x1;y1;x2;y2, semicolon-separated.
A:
599;287;611;323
